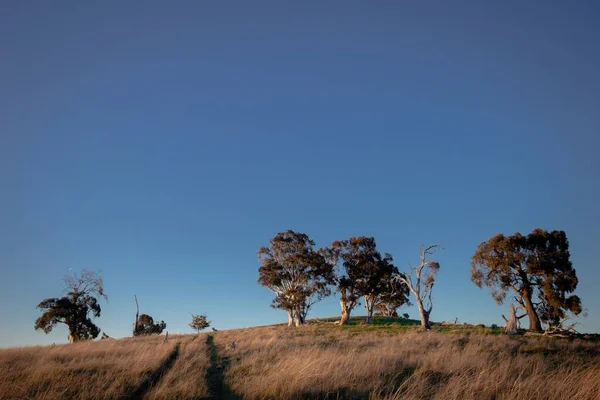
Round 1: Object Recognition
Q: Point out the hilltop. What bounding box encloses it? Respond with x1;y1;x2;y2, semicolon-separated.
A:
1;317;599;399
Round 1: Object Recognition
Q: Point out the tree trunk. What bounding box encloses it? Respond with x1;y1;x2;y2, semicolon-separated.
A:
294;309;305;327
133;295;140;336
340;299;352;325
523;290;542;332
287;310;294;327
503;303;518;334
416;301;431;330
365;297;374;324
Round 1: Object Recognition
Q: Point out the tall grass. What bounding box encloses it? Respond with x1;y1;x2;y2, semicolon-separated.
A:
1;322;598;399
144;333;210;399
0;335;177;399
213;324;600;399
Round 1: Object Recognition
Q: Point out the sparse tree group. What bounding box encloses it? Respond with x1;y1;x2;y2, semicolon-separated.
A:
259;228;583;333
258;231;419;327
33;228;583;344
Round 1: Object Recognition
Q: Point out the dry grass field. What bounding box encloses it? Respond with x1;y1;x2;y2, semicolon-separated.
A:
0;334;179;399
1;318;599;399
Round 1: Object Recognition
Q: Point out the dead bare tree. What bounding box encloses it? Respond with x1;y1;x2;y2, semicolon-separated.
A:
395;245;442;330
133;295;140;336
543;316;580;337
502;303;521;334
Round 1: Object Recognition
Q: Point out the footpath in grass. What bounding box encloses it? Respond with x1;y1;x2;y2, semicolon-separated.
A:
206;334;241;400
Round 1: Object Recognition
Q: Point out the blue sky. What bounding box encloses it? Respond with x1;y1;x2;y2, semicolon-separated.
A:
1;1;599;347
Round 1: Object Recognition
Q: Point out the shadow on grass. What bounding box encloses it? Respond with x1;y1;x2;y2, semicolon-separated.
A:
205;335;241;400
127;343;180;399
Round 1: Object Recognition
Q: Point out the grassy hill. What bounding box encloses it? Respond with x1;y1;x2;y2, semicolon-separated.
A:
1;317;599;399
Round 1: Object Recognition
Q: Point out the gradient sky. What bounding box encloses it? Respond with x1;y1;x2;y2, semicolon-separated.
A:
1;1;599;347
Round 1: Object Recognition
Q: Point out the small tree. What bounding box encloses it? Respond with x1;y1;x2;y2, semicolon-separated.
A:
258;230;334;327
471;229;582;332
395;245;442;330
35;270;107;342
134;314;166;336
189;314;210;333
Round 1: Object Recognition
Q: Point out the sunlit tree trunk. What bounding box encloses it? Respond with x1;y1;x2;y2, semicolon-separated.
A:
340;299;353;325
416;301;431;330
523;288;542;332
503;303;518;334
294;307;305;327
364;296;375;324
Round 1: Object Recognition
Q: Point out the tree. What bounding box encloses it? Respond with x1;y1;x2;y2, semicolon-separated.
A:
132;295;166;336
134;314;166;336
321;242;360;326
325;237;402;324
471;229;582;332
375;278;411;317
35;269;107;342
395;245;442;330
258;230;334;327
362;252;398;324
189;313;210;333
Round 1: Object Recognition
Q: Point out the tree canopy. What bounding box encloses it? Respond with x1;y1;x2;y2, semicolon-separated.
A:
258;230;334;327
134;314;167;336
189;313;210;333
375;278;411;317
35;270;107;342
325;237;406;324
471;228;582;332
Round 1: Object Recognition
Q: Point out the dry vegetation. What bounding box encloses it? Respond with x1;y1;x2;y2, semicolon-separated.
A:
1;319;599;399
0;335;180;400
214;321;600;400
144;334;210;399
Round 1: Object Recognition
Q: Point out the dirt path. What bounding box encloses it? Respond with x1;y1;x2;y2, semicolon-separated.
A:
128;343;180;399
205;335;241;400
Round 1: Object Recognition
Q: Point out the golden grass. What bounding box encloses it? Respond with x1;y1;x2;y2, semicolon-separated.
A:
0;335;178;399
1;322;599;399
144;333;210;399
213;324;600;400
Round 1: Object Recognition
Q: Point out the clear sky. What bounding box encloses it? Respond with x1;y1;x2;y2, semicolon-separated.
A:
1;1;599;347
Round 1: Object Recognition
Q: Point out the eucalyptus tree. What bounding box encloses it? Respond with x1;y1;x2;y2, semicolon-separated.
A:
258;230;334;327
471;229;581;332
325;237;400;324
375;278;411;317
395;245;442;330
35;270;107;342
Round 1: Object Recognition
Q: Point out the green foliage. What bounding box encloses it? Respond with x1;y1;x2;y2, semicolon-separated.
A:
134;314;166;336
189;313;210;332
471;229;582;331
35;270;106;341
